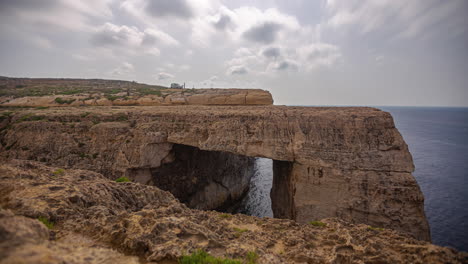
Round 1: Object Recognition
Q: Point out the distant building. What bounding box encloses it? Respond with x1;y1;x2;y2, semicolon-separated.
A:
170;83;185;89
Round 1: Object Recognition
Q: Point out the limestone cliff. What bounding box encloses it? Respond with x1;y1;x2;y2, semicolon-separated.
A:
0;160;466;264
0;105;430;241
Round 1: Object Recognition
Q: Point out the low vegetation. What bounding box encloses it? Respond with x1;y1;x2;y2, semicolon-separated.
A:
53;168;65;175
246;251;259;264
218;213;232;219
367;226;384;231
0;77;167;97
37;216;54;229
179;249;260;264
115;176;131;183
55;97;76;105
309;221;327;227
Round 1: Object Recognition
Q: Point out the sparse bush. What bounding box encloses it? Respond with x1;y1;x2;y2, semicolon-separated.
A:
115;177;131;183
55;97;76;104
309;221;326;227
38;216;54;229
138;87;162;96
53;168;65;175
179;250;241;264
219;213;232;219
367;226;384;231
233;227;248;238
59;89;82;95
246;251;258;264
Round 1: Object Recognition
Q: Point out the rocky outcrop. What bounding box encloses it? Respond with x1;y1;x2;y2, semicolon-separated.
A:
0;160;466;264
0;105;430;241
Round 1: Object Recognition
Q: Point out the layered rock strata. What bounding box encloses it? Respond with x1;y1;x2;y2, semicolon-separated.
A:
0;105;430;241
0;160;466;264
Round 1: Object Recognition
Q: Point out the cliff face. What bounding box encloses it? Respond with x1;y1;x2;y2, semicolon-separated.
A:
1;160;466;264
0;105;430;241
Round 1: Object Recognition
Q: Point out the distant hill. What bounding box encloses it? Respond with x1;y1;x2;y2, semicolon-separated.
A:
0;76;167;98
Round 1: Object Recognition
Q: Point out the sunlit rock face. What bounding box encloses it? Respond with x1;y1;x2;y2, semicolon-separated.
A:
0;105;430;240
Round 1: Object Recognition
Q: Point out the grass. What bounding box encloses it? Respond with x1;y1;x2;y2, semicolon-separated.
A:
233;227;249;238
80;112;91;118
137;87;162;96
367;226;384;231
219;213;232;219
179;250;241;264
246;251;258;264
115;176;131;183
53;168;65;175
38;216;54;229
309;221;327;227
115;114;128;121
16;114;45;123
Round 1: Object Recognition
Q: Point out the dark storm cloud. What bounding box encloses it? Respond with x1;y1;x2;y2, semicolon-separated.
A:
0;0;57;12
262;47;281;58
145;0;193;18
214;14;232;30
242;22;282;44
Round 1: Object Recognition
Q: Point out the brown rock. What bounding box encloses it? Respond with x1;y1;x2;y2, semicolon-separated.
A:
0;160;466;264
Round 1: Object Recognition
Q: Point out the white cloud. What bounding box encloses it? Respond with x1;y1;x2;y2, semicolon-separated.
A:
111;62;135;76
90;22;178;57
227;65;249;75
157;72;174;80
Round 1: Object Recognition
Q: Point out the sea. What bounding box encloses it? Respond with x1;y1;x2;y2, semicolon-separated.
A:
237;106;468;252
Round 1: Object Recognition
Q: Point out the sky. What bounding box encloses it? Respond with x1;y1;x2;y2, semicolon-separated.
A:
0;0;467;106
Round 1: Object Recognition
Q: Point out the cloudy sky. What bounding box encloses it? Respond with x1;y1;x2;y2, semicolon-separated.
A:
0;0;467;106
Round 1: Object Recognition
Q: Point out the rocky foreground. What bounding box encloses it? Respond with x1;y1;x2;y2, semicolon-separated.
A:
1;159;466;264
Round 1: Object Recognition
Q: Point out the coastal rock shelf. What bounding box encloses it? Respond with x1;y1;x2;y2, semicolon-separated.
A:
0;105;430;241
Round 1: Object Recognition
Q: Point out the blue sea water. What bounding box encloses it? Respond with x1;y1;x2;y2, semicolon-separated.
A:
239;106;468;252
380;107;468;252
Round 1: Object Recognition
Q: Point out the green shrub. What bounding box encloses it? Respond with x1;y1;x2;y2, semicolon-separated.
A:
38;216;54;229
53;168;65;175
309;221;326;227
55;97;76;104
179;250;241;264
115;177;131;183
246;251;258;264
138;87;162;96
59;89;82;95
108;88;121;94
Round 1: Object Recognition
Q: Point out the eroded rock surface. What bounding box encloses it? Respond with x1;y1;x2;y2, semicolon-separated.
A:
0;105;430;241
0;160;466;264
